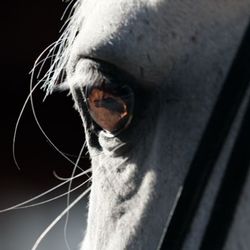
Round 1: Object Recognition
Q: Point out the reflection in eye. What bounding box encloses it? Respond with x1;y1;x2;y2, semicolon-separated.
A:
86;82;134;134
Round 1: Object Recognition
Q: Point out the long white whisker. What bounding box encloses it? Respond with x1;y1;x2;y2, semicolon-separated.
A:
29;55;56;75
12;81;42;170
29;65;84;171
36;48;58;79
41;0;83;98
31;41;60;76
0;169;91;213
13;41;62;170
60;0;80;32
64;141;87;250
32;44;59;77
16;177;91;209
31;187;91;250
61;0;75;21
59;16;73;34
53;170;76;181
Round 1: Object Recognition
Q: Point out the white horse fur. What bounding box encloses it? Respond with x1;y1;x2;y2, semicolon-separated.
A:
41;1;250;249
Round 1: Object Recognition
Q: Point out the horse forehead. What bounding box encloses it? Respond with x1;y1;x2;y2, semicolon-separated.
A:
70;0;196;83
70;0;244;85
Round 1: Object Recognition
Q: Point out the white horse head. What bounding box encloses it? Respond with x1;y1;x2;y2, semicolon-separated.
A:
41;1;250;249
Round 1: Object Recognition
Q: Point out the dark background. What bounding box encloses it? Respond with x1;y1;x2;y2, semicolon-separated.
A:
0;1;90;249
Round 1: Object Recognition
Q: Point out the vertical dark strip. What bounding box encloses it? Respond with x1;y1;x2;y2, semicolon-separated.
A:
200;97;250;250
160;21;250;250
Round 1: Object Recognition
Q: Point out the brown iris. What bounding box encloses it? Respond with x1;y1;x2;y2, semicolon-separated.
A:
86;84;134;134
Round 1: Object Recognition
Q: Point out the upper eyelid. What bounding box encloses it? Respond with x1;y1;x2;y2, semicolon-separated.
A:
68;58;133;91
68;59;106;88
49;65;98;94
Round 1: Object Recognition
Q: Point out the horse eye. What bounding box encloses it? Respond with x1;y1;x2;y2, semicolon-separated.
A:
86;82;134;134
